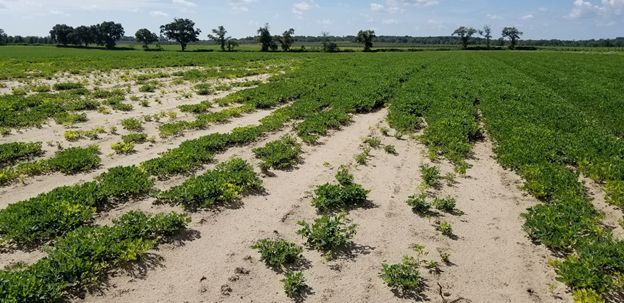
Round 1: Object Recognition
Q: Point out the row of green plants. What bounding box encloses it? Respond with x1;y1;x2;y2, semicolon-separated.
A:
0;145;101;186
0;164;154;247
0;211;190;303
0;142;43;167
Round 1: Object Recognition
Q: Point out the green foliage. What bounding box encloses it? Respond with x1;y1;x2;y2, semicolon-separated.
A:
253;135;302;170
420;164;440;188
364;136;382;148
122;133;148;144
573;289;605;303
432;196;456;213
121;117;143;131
96;166;153;201
406;194;431;216
0;211;189;303
111;141;135;154
194;83;212;95
158;158;263;210
53;82;83;90
311;166;369;212
605;181;624;207
281;271;308;299
436;221;453;237
297;212;357;253
139;81;158;93
384;144;398;155
48;146;101;174
0;142;43;167
380;256;422;293
251;239;303;270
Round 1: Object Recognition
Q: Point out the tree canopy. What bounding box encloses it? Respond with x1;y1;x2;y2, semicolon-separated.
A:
257;24;272;52
97;21;124;49
356;30;376;52
278;28;295;51
502;27;523;49
208;26;229;51
160;18;201;51
135;28;159;49
452;26;477;49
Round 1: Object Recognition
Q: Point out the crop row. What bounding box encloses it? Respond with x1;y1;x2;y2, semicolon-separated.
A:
0;211;189;303
0;142;43;167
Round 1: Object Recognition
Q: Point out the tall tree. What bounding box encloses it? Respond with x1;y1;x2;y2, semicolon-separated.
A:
257;24;273;52
0;29;7;45
452;26;477;49
208;26;229;51
73;25;96;47
502;27;523;49
278;28;295;51
135;28;159;49
50;24;74;46
321;32;339;52
160;18;201;51
481;25;492;49
226;39;239;51
356;30;376;52
97;21;124;49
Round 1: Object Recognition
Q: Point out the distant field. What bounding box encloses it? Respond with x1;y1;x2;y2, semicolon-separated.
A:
0;46;623;303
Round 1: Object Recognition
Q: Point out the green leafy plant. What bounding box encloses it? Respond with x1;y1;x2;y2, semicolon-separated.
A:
437;221;453;237
311;166;369;212
380;256;422;294
122;133;148;144
0;142;43;167
111;141;135;154
297;212;357;254
406;194;431;216
121;118;143;131
53;82;84;90
420;164;440;188
364;136;382;149
384;144;398;155
48;146;101;174
281;271;308;299
251;238;303;270
253;135;302;170
432;196;456;213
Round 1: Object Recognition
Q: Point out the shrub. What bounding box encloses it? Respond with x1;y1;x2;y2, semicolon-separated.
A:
281;271;308;299
252;135;302;170
48;146;101;174
297;212;356;253
121;118;143;131
251;239;303;269
420;164;440;188
111;141;135;154
380;256;422;293
96;166;153;201
437;221;453;237
432;196;456;213
157;158;263;210
0;142;43;167
406;194;431;215
122;133;148;144
53;82;84;91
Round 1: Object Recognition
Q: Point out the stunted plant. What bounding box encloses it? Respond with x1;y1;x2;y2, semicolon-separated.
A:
432;196;457;213
252;238;303;270
281;271;308;300
253;135;302;171
311;166;369;213
406;194;431;216
297;212;357;255
420;164;440;188
380;256;423;294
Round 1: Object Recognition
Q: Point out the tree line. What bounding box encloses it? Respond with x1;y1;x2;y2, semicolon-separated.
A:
1;20;623;50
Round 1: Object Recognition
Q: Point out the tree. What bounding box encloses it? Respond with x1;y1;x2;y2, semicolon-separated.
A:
208;26;229;51
97;21;124;49
452;26;477;49
502;27;523;49
356;30;375;52
50;24;74;46
160;18;201;51
480;25;492;49
257;24;273;52
0;29;8;45
278;28;295;51
321;32;339;52
226;39;239;51
135;28;159;49
73;25;97;47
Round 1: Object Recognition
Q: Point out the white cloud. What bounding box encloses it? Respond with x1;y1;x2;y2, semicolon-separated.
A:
228;0;256;11
370;0;439;14
382;18;398;24
521;14;534;20
293;1;317;15
569;0;624;18
172;0;196;8
150;10;168;17
370;3;384;12
0;0;161;17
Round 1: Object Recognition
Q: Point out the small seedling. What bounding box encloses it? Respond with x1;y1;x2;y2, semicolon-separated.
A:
420;164;440;188
406;194;431;216
282;271;308;299
432;196;456;213
436;222;453;237
384;144;398;155
364;137;382;149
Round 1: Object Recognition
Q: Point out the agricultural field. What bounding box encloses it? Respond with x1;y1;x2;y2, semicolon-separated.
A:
0;45;623;303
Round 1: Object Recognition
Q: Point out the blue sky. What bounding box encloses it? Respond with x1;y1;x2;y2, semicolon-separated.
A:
0;0;622;39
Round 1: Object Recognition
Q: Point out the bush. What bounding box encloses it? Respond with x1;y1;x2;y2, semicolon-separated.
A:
158;158;263;210
251;239;303;270
311;166;369;212
420;164;440;188
121;118;143;131
53;82;84;91
406;194;431;215
0;142;43;167
252;135;302;170
297;212;356;254
281;271;308;299
96;166;153;201
48;146;101;174
380;256;422;293
432;196;456;213
122;133;148;144
111;141;135;154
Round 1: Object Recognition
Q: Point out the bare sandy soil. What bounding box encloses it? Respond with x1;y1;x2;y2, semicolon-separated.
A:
64;109;572;303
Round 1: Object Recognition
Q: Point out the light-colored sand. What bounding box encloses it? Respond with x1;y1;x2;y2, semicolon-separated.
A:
72;109;571;303
583;176;624;239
